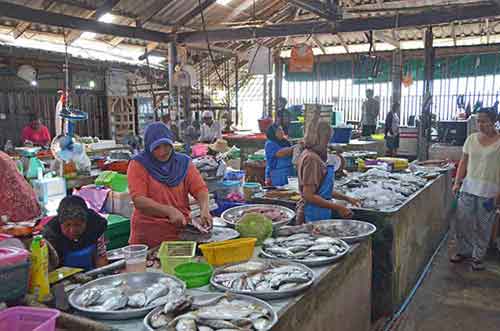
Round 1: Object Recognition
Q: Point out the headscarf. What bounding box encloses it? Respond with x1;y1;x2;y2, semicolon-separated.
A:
266;123;291;148
303;111;331;161
202;111;213;119
133;122;191;187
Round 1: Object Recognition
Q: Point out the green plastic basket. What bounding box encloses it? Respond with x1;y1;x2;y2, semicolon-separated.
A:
174;262;213;288
158;241;196;275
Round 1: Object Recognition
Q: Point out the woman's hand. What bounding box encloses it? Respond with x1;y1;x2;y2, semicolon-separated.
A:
337;205;353;219
164;206;187;227
346;197;362;207
200;209;213;230
452;183;461;195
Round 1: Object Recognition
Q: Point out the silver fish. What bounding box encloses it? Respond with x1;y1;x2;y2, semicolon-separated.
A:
214;272;246;282
283;239;316;247
199;319;240;329
145;283;170;305
255;282;271;292
307;244;332;252
150;311;172;328
262;238;276;247
196;305;254;320
278;283;298;291
197;327;214;331
287;245;310;253
100;294;128;311
96;288;124;305
223;261;267;273
265;247;293;257
285;233;314;241
164;295;192;314
175;319;196;331
128;292;146;308
78;287;103;307
315;237;338;245
149;295;171;306
253;318;271;331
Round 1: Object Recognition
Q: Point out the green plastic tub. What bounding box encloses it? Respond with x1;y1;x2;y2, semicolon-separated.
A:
174;262;213;288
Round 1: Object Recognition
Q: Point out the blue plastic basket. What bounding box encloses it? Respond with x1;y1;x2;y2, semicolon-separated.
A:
0;260;30;302
331;127;353;144
212;200;247;217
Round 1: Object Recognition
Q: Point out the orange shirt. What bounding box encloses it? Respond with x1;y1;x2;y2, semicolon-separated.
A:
127;160;208;248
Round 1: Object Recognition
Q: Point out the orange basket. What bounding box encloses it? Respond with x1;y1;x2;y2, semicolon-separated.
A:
199;238;256;267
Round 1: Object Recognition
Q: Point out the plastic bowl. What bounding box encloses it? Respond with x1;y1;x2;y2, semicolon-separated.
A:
174;262;213;288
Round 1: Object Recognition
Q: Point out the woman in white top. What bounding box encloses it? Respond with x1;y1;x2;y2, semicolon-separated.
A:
199;111;222;143
452;108;500;270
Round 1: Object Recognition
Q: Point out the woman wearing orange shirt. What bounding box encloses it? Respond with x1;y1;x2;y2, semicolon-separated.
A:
127;122;212;248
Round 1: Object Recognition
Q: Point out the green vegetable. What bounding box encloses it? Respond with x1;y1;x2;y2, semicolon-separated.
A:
235;212;273;246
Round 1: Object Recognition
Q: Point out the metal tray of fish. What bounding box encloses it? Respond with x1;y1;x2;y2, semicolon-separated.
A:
143;293;278;331
221;204;295;228
260;233;351;267
275;220;377;244
210;259;314;300
179;226;240;243
68;272;186;320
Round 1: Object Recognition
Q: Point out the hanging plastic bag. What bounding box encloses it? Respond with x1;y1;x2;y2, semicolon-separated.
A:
289;44;314;72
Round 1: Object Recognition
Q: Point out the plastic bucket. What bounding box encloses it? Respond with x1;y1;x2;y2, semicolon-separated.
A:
174;262;213;288
331;127;353;144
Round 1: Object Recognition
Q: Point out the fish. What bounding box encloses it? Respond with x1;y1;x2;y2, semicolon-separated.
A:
278;283;298;291
315;237;338;245
214;272;246;282
198;319;240;329
307;244;333;252
150;295;171;306
197;327;214;331
264;247;293;257
128;292;146;308
287;245;310;253
175;319;196;331
253;318;270;331
145;283;170;305
164;295;192;314
223;261;267;273
150;310;173;329
262;238;276;247
96;288;124;305
196;304;255;320
99;294;128;311
284;233;314;241
78;287;103;307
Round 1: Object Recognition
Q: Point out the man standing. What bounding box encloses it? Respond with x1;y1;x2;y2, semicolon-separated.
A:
199;111;222;143
360;89;380;136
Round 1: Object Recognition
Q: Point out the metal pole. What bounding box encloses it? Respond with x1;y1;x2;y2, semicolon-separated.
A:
235;56;239;127
263;74;267;118
168;42;178;120
418;27;434;161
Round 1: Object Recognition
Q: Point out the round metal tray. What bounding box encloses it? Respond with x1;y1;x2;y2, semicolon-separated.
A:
210;260;314;300
143;293;278;331
68;272;186;320
221;204;295;228
310;219;377;243
260;238;351;267
179;227;240;243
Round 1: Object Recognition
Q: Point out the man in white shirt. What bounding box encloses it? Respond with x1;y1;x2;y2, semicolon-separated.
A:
199;111;222;143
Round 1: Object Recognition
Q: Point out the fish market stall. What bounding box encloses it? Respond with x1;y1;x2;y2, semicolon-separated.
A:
329;138;385;156
251;168;454;319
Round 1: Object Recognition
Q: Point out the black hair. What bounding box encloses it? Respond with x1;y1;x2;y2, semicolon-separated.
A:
476;107;498;123
57;196;88;224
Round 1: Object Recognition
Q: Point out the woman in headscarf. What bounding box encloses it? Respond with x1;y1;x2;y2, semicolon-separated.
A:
296;111;360;223
0;151;41;222
42;196;108;271
264;124;294;186
127;122;212;248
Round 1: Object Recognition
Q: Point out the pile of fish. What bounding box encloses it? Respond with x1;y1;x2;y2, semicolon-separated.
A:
76;277;184;312
261;233;349;266
223;205;294;226
146;294;276;331
211;260;313;298
336;168;428;211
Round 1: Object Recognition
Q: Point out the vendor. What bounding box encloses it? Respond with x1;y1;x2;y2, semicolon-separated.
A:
199;111;222;143
0;151;42;222
21;113;51;147
265;124;294;186
384;102;400;156
128;122;212;248
42;196;108;271
296;112;360;223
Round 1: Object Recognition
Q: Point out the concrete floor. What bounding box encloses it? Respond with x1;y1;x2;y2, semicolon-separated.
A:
386;235;500;331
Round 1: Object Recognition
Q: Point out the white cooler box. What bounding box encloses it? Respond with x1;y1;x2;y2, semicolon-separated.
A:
105;191;133;218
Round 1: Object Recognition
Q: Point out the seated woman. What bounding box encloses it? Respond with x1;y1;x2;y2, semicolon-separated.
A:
42;196;108;271
265;124;295;187
127;122;212;248
21;113;51;147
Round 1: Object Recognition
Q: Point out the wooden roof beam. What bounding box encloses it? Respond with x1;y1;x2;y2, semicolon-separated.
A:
175;0;217;29
287;0;337;21
373;30;400;48
12;0;58;39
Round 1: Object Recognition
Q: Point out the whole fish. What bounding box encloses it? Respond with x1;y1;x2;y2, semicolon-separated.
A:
149;295;171;306
315;237;338;245
284;233;314;241
307;244;332;252
150;311;172;328
96;288;124;305
197;327;214;331
265;247;293;257
223;261;267;273
78;287;103;307
262;238;276;247
253;318;270;331
145;283;170;305
283;239;316;247
196;305;254;320
100;294;128;311
164;295;192;314
175;319;196;331
214;272;246;282
128;292;146;308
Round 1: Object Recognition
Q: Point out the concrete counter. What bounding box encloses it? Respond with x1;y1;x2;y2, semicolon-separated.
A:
102;241;372;331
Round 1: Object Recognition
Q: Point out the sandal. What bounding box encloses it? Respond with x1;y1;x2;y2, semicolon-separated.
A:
449;254;466;263
471;259;485;271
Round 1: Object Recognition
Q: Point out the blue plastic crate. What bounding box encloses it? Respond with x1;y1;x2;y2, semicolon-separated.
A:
331;127;353;144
